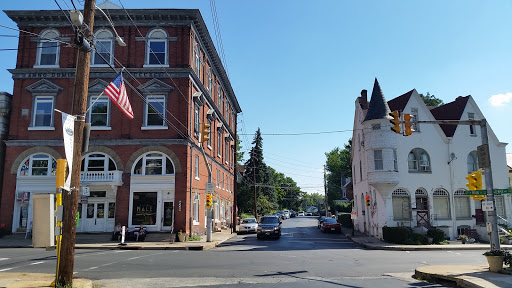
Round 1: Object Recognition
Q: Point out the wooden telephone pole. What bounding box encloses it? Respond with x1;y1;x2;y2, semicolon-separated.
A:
58;0;95;285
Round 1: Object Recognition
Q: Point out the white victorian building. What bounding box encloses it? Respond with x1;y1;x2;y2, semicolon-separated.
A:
351;79;511;240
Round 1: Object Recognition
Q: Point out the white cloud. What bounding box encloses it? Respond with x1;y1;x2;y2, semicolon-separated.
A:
489;92;512;107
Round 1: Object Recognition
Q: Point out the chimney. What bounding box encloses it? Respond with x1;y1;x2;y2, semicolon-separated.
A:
360;89;368;108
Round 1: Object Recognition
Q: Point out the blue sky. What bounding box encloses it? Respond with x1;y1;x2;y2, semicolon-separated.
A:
1;0;511;194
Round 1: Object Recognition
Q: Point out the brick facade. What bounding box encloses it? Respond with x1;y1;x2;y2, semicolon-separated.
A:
1;7;240;235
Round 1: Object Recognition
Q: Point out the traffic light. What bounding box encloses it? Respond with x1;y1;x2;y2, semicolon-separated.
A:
466;171;483;191
366;195;370;206
403;114;415;136
389;110;401;134
206;193;213;209
200;123;211;142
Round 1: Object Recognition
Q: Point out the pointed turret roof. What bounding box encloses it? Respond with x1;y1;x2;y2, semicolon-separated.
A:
363;78;392;122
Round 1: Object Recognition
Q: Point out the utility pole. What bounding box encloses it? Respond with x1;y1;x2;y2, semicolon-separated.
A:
58;0;94;286
480;119;500;250
253;148;257;219
323;165;328;217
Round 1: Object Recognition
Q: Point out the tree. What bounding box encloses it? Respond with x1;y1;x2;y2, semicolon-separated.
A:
419;92;443;107
236;135;244;165
324;139;352;210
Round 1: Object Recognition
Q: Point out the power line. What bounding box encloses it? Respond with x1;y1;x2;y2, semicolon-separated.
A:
238;129;354;136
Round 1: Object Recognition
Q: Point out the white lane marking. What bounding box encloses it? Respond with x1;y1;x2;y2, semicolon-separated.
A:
0;258;9;261
29;261;45;265
0;267;16;272
406;251;410;253
80;251;171;271
447;251;461;256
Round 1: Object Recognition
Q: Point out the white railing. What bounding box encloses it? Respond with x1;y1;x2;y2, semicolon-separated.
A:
80;170;123;183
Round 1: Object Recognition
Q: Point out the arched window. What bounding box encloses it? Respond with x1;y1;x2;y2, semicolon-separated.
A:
454;189;471;219
132;152;174;175
19;154;57;176
408;148;431;172
433;188;450;219
392;189;410;220
467;151;479;174
415;188;428;210
92;29;114;66
145;29;168;66
81;153;117;172
37;29;60;66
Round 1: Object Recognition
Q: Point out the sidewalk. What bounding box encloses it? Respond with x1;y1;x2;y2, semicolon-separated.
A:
341;227;512;288
0;228;236;250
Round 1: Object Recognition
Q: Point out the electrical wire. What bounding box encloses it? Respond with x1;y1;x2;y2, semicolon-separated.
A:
0;24;75;47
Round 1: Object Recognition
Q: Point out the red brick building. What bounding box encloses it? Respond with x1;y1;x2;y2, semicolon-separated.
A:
0;4;240;235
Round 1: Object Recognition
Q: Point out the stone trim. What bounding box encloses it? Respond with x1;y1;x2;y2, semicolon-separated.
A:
124;145;182;174
10;147;62;174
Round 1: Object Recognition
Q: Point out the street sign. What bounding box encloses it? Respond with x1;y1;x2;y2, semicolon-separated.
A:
206;182;214;194
81;186;90;196
477;144;490;168
351;211;357;220
80;195;88;204
465;189;511;196
482;201;494;212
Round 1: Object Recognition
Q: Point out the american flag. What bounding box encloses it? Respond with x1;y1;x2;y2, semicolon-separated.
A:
104;71;134;119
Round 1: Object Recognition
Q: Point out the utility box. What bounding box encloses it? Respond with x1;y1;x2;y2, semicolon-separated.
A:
32;194;55;248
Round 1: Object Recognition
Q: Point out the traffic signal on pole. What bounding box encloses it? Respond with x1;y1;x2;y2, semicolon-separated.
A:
389;110;401;134
201;123;211;142
466;171;483;191
206;193;213;209
403;114;415;136
366;195;370;206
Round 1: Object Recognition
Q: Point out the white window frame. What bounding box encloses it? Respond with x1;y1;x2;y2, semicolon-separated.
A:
207;119;212;148
217;129;222;158
145;29;168;67
207;69;213;92
31;96;55;129
374;149;383;171
194;155;199;180
193;193;200;224
193;104;200;137
467;151;479;174
411;108;419;132
91;29;114;67
433;189;450;220
392;189;411;220
468;113;477;136
18;154;57;176
132;152;175;176
194;41;201;78
454;189;471;219
35;29;60;67
87;95;111;128
144;95;167;128
81;153;117;172
408;148;431;172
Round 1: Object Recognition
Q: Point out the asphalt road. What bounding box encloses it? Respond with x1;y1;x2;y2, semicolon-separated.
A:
0;216;489;287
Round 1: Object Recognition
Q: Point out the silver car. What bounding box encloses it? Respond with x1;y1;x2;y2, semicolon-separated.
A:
239;218;258;233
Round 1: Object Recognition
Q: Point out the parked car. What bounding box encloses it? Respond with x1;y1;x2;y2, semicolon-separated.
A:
320;218;341;233
282;210;290;219
298;211;305;216
317;216;327;229
238;217;258;234
305;211;312;216
257;216;282;239
275;211;286;220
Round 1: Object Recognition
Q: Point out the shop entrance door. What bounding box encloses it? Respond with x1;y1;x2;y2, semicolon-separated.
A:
162;201;174;231
84;202;107;232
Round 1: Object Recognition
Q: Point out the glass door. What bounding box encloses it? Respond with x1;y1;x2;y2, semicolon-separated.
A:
162;201;174;231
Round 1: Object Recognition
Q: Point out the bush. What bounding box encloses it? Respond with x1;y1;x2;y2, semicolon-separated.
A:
338;213;353;228
427;228;445;244
382;226;410;244
404;233;429;245
334;203;352;213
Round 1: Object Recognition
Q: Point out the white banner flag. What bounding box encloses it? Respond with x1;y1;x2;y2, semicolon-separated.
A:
62;113;75;191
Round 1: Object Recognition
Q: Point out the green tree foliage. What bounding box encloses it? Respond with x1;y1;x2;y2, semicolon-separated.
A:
324;139;352;210
300;192;324;211
236;135;244;165
419;92;444;107
236;128;307;215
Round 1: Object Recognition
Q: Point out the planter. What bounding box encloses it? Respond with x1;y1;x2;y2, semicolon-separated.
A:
485;255;504;272
177;233;187;242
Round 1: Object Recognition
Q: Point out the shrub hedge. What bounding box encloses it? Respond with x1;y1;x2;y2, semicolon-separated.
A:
338;214;353;228
382;226;410;244
427;228;445;244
